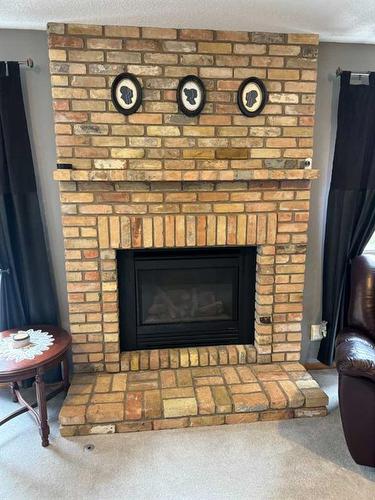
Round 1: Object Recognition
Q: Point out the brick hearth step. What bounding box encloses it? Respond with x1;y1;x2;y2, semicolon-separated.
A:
59;362;328;437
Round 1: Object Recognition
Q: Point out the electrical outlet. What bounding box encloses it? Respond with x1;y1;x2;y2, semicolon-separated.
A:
310;324;323;341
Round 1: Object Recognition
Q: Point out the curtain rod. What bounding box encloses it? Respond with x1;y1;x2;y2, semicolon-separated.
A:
2;59;34;68
336;66;370;77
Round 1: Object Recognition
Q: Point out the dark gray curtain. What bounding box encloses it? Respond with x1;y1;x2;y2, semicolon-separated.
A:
0;61;57;331
319;71;375;365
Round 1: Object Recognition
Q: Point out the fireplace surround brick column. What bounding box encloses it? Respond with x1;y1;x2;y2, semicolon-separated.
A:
49;23;319;373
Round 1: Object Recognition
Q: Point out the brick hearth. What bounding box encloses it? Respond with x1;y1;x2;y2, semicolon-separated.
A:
60;362;328;436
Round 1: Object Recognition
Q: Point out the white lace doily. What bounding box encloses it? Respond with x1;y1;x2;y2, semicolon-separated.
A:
0;329;55;362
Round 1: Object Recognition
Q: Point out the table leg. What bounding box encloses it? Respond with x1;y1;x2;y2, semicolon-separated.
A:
61;354;70;392
35;372;50;447
10;381;18;403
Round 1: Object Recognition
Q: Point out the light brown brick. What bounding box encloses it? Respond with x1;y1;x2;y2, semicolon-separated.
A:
104;26;140;38
143;27;177;39
196;386;215;414
198;42;232;54
211;386;232;413
144;390;162;418
233;392;269;412
125;392;143;420
288;34;319;45
59;405;86;425
86;403;123;423
226;413;260;424
163;398;198;418
278;380;305;408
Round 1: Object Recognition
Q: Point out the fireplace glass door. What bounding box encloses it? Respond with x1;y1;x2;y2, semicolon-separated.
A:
118;247;256;350
138;266;235;325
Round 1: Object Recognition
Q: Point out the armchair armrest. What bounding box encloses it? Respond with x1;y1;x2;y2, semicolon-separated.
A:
336;329;375;381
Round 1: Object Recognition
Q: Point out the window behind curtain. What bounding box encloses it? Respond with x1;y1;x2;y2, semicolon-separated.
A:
363;232;375;254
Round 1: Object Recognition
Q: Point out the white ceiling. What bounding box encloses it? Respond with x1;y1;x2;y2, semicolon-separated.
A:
1;0;375;44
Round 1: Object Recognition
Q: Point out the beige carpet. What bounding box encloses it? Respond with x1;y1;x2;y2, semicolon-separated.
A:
0;370;374;499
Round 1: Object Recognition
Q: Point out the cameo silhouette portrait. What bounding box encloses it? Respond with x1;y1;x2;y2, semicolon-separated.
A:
238;77;267;117
120;85;133;105
111;73;142;115
177;76;205;116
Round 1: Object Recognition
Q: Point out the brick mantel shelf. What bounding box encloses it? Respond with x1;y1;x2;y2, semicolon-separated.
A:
54;168;319;182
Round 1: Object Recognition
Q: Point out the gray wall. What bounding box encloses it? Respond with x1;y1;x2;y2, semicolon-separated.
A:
1;30;373;361
0;29;68;328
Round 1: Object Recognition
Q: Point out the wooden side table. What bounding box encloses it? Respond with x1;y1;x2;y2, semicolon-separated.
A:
0;325;71;447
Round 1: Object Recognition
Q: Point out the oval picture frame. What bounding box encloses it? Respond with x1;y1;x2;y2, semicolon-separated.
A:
111;72;142;116
237;77;268;117
177;75;206;117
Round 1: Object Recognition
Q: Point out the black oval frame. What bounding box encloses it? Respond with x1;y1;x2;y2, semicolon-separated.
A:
237;77;268;117
111;72;142;116
177;75;206;117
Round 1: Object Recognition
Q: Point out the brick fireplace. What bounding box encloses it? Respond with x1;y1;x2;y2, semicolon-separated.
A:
48;23;328;435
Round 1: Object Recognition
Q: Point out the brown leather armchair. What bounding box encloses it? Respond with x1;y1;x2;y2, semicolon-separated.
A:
335;255;375;467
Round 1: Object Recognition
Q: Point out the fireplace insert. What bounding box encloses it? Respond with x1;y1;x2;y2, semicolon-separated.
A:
118;246;256;350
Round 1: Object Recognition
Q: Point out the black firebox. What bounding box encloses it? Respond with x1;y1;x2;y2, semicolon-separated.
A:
118;246;256;351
